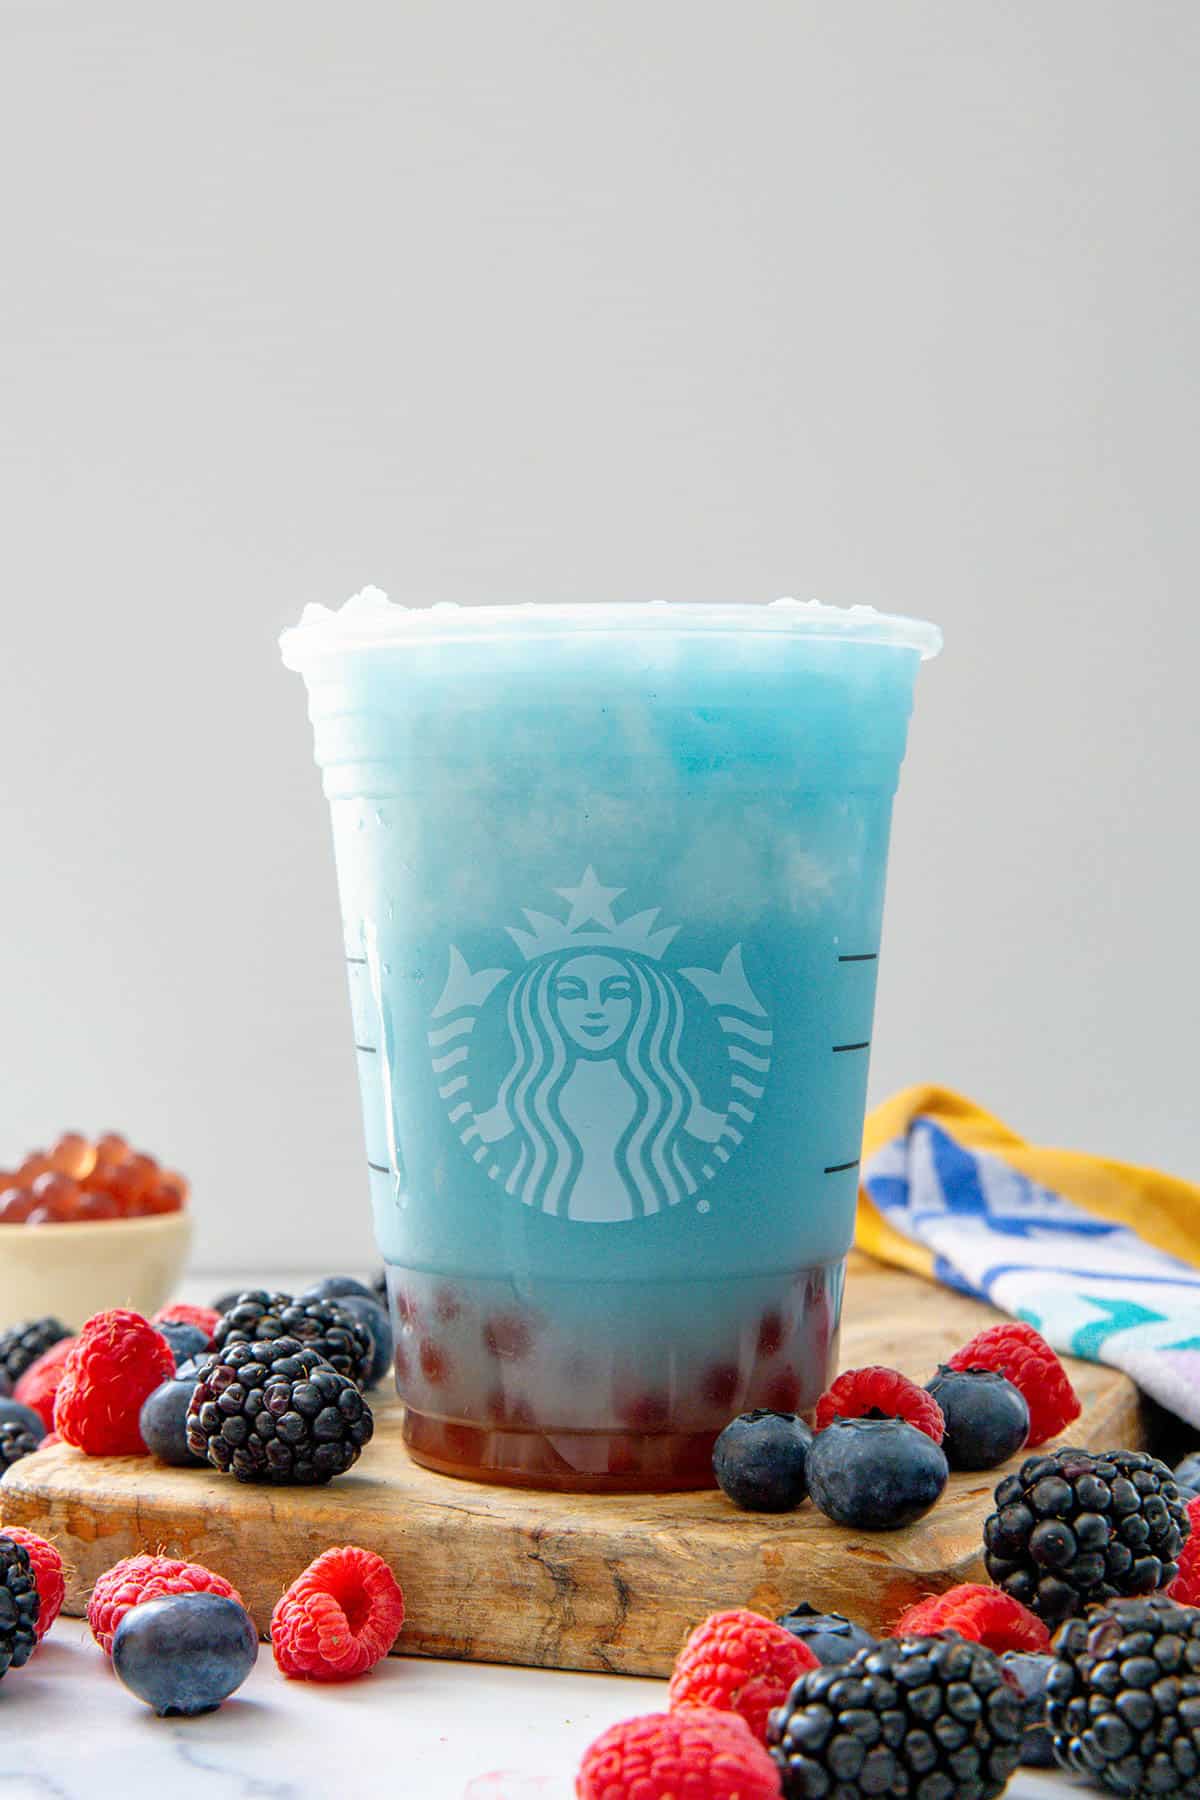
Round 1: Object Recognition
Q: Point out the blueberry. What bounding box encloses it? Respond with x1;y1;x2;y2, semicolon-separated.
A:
1176;1451;1200;1493
926;1365;1030;1470
776;1600;877;1665
112;1592;258;1715
0;1369;10;1398
807;1416;949;1530
1000;1649;1056;1766
156;1322;211;1369
712;1409;812;1512
298;1276;377;1304
140;1377;206;1466
0;1398;45;1442
210;1291;243;1316
334;1294;393;1388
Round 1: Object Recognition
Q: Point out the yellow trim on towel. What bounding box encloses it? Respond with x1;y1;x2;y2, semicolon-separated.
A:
855;1084;1200;1273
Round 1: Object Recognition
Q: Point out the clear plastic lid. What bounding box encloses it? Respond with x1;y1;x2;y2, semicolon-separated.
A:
280;586;943;670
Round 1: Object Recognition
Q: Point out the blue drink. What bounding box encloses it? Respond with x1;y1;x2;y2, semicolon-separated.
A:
281;594;940;1489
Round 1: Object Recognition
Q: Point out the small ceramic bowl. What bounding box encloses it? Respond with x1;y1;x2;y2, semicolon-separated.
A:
0;1211;193;1331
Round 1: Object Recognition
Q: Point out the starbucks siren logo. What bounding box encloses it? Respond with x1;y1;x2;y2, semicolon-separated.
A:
427;868;772;1223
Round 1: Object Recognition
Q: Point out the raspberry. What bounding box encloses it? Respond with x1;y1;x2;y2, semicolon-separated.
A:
483;1313;534;1360
54;1311;175;1455
271;1545;405;1681
815;1365;946;1443
892;1583;1050;1653
418;1338;449;1385
152;1303;221;1343
1168;1492;1200;1605
12;1337;76;1432
40;1432;61;1448
485;1389;534;1427
763;1369;803;1413
669;1608;819;1741
88;1553;244;1656
0;1526;65;1640
757;1311;785;1358
617;1390;671;1431
947;1322;1081;1448
433;1286;463;1324
577;1707;782;1800
700;1363;741;1409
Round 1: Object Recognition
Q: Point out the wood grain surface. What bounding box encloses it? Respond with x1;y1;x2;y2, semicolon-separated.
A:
0;1253;1145;1676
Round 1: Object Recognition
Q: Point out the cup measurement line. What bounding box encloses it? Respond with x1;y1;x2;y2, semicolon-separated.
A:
346;954;367;965
367;1160;390;1175
832;1041;871;1053
837;952;878;962
824;1158;861;1174
355;1043;377;1054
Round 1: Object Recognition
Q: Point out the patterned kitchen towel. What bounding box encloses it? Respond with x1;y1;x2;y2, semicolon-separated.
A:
855;1085;1200;1429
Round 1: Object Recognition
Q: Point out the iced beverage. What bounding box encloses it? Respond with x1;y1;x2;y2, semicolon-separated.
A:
281;593;940;1489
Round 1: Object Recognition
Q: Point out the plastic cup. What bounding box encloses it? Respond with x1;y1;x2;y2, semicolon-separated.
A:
281;592;941;1490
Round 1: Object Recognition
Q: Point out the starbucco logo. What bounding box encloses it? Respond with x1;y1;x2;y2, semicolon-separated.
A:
427;869;772;1223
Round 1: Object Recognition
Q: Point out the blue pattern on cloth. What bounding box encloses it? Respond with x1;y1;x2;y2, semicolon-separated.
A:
863;1120;1200;1429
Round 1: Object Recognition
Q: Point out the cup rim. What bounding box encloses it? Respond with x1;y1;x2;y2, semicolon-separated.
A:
280;589;943;668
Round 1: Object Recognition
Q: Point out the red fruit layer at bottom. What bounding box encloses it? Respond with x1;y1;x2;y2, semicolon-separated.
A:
385;1258;844;1491
404;1407;724;1491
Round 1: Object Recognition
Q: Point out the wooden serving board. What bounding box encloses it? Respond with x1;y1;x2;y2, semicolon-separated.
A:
0;1254;1144;1677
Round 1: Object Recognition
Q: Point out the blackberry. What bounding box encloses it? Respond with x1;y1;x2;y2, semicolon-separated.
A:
1046;1593;1200;1795
213;1290;373;1389
985;1447;1189;1627
0;1398;45;1441
0;1318;70;1387
768;1632;1022;1799
186;1338;373;1484
0;1421;41;1472
0;1532;40;1675
1000;1649;1056;1767
776;1601;877;1666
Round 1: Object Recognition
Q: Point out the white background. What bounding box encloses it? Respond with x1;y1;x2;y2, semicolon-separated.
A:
2;2;1198;1271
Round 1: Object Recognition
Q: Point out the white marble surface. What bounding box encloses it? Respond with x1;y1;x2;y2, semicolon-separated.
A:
0;1273;1087;1796
0;1617;653;1799
0;1619;1084;1800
